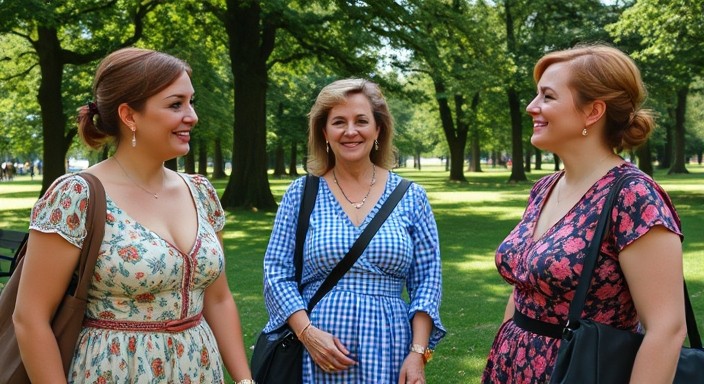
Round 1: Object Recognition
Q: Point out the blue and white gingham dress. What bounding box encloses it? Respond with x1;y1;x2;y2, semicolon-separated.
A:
263;172;446;383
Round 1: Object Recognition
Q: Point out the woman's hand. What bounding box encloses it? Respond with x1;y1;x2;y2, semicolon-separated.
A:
398;352;426;384
299;325;356;372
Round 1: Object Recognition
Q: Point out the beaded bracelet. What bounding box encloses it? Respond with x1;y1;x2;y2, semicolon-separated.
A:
236;380;256;384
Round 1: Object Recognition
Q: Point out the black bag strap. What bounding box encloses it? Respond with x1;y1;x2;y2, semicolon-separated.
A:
294;175;320;288
567;173;702;348
307;178;413;312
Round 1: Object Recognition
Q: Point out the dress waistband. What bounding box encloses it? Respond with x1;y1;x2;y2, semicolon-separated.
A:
84;313;203;333
512;310;564;339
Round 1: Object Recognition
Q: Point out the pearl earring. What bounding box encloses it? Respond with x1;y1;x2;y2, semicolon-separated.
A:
582;128;588;137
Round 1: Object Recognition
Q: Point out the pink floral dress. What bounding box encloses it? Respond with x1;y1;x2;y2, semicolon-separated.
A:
30;173;226;384
482;163;681;383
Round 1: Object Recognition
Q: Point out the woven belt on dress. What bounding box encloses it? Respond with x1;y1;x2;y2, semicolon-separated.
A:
512;310;563;339
83;312;203;333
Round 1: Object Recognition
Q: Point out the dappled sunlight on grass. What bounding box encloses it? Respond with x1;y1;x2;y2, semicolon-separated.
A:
1;166;703;383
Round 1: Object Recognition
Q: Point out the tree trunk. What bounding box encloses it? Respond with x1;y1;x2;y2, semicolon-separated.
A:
668;85;689;174
184;149;196;174
198;139;208;175
524;144;532;173
659;108;674;169
433;79;467;181
507;88;527;182
213;138;226;178
554;154;561;171
220;0;276;209
636;140;653;177
504;0;527;183
273;142;287;177
468;92;482;173
165;158;178;171
535;148;542;170
288;140;299;176
36;27;73;196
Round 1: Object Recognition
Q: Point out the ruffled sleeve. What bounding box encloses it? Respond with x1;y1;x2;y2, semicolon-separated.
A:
262;176;308;332
606;174;682;258
405;182;447;349
188;174;225;232
29;174;91;248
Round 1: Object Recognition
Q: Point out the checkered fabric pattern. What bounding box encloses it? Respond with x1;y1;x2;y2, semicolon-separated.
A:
263;172;446;382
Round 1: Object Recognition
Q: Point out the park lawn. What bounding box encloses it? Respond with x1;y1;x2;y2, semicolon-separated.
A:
1;164;703;383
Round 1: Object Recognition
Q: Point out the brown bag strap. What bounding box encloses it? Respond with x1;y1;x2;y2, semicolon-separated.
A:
73;173;106;301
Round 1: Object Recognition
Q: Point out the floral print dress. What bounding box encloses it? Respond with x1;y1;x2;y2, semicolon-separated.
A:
482;163;681;383
29;173;226;384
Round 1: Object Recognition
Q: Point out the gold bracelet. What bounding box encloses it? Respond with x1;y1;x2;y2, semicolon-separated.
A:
297;322;312;339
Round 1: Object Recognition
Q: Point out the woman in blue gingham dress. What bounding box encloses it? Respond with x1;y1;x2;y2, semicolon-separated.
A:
262;79;445;383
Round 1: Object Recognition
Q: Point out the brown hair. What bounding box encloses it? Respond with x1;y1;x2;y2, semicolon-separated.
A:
77;47;192;149
307;78;396;175
533;44;654;151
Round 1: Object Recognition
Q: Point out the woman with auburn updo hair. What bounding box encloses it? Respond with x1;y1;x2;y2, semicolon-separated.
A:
261;78;446;383
13;47;254;383
482;44;686;383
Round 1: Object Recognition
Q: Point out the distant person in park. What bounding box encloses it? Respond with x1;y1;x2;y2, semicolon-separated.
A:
262;78;446;383
482;44;686;383
13;47;255;384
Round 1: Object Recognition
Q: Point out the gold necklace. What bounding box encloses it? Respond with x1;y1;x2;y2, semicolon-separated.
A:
112;156;164;199
332;164;376;209
556;154;612;204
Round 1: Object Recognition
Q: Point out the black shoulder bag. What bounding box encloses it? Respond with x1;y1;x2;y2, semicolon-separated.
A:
550;174;704;384
251;177;412;384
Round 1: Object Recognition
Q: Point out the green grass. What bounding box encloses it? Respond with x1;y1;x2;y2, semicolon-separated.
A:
1;164;703;383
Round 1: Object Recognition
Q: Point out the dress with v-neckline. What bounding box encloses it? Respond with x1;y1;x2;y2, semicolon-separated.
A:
482;162;682;383
29;172;228;383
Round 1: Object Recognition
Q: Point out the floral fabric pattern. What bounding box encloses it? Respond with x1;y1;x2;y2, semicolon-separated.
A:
482;163;681;383
30;173;226;384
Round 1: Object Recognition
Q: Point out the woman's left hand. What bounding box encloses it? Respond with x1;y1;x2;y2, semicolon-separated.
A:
398;352;425;384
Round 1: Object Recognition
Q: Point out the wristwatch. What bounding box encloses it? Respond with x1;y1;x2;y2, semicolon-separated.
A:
409;343;433;364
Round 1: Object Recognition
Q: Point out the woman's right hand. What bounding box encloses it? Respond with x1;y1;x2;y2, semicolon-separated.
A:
300;325;357;372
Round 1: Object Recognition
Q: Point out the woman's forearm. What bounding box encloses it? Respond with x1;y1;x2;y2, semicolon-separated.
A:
14;318;68;383
629;332;684;384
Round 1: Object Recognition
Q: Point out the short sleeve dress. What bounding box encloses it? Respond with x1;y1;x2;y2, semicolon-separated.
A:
262;172;446;383
29;172;227;384
481;162;682;383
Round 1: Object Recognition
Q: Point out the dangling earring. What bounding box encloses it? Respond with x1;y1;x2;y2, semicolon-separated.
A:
325;141;329;153
374;139;379;151
131;128;137;147
582;128;588;137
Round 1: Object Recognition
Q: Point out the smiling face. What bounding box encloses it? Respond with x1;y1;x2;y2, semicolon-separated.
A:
323;92;379;166
132;71;197;159
526;62;590;153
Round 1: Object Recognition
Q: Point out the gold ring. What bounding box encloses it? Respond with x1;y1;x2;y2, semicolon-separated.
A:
327;365;334;371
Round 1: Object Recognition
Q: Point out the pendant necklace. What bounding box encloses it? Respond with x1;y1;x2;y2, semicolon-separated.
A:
333;164;376;209
112;156;164;199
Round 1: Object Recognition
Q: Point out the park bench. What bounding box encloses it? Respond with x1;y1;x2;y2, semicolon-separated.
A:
0;229;28;278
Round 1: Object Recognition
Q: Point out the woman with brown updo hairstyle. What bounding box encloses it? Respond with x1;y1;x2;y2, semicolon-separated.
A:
14;47;255;383
482;44;686;383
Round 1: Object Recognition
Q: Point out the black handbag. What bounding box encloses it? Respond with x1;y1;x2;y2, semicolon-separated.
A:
251;176;412;383
550;174;704;384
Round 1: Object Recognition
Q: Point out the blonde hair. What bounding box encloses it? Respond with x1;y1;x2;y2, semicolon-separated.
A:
534;44;654;151
307;78;396;175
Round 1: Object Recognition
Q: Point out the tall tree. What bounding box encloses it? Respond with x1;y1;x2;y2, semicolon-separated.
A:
608;0;704;174
0;0;164;195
